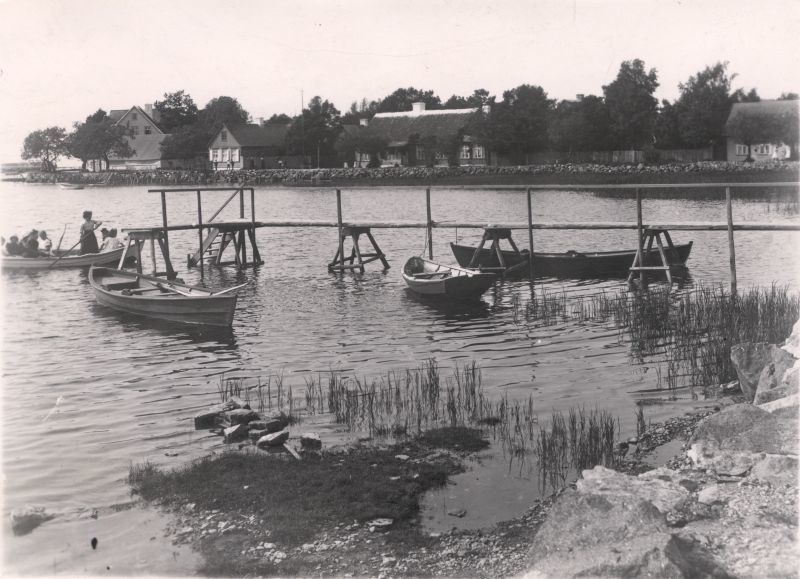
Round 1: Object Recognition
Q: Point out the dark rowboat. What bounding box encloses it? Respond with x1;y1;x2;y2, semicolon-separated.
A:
88;266;241;327
402;256;496;299
450;241;693;278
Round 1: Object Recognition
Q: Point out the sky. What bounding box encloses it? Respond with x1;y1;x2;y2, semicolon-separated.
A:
0;0;798;163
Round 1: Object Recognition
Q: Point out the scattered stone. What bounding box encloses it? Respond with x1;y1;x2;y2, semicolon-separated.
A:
248;421;267;430
11;505;55;535
300;432;322;450
223;423;248;443
368;518;393;532
580;466;689;513
248;428;268;441
256;430;289;449
753;346;798;404
226;396;250;410
194;404;228;429
447;509;467;518
225;408;259;426
395;454;410;461
697;484;725;505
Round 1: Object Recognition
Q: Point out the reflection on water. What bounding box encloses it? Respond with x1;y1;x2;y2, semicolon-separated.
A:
2;182;798;545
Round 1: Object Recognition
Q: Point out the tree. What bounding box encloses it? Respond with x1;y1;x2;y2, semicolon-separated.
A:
265;113;292;125
475;84;553;164
285;96;342;164
377;87;442;113
549;95;612;152
21;127;67;171
732;88;761;103
654;99;683;149
341;98;380;124
335;130;388;167
66;111;135;170
674;62;737;148
603;59;659;149
200;96;250;132
443;89;491;109
154;90;198;132
159;124;210;162
778;92;799;101
727;110;783;161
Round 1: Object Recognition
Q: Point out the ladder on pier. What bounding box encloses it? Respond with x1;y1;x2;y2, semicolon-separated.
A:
187;227;220;267
627;228;681;286
188;223;263;270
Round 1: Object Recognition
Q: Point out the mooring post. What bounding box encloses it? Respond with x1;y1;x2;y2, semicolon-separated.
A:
160;191;170;266
636;187;644;286
527;187;535;281
726;186;738;296
250;188;255;223
426;187;433;260
239;187;245;219
336;189;344;272
196;190;204;277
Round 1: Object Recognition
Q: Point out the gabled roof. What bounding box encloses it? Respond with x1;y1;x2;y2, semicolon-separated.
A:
108;109;127;123
224;124;290;147
109;134;167;161
365;108;478;146
725;100;799;134
113;106;164;134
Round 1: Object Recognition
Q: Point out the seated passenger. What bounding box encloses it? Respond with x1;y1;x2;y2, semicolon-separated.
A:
100;228;124;252
21;229;39;258
38;230;53;256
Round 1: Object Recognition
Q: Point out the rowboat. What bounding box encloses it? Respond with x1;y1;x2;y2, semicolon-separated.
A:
57;183;85;190
402;256;496;299
1;246;134;271
88;266;241;327
450;241;693;278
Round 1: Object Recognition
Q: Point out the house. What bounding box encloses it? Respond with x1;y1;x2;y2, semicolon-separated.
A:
87;104;173;171
208;123;290;170
724;100;798;162
354;102;488;168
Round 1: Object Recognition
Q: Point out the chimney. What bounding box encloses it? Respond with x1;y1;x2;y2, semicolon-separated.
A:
359;117;369;127
481;104;491;114
412;101;426;114
144;103;153;116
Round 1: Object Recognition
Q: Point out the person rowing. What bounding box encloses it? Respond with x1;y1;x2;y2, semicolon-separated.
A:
79;210;102;254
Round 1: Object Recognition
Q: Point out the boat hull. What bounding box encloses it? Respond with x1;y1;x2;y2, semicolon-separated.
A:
450;241;693;278
89;267;238;327
1;247;133;270
402;257;496;299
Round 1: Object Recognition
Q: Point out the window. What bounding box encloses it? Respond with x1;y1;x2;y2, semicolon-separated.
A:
221;130;227;142
132;112;138;121
753;144;771;155
460;145;471;159
735;144;748;156
212;149;220;161
222;149;229;162
232;149;239;162
131;126;139;137
144;125;152;135
473;146;485;159
416;146;425;160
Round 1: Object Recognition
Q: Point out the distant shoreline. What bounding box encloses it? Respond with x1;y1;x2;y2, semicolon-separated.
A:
8;161;799;190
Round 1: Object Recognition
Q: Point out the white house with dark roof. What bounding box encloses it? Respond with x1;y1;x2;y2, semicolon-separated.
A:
208;123;290;169
355;102;488;167
724;99;799;162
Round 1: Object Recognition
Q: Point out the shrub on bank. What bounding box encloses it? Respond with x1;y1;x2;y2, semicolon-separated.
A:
20;160;799;187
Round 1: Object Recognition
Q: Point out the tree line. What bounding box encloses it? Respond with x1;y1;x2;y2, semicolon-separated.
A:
20;60;799;171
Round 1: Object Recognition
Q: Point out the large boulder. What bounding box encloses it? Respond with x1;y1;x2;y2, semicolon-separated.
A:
688;404;798;475
781;318;800;358
753;346;798;404
10;505;55;535
525;468;730;578
730;342;772;401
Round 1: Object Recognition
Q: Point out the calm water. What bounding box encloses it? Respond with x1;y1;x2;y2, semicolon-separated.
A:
2;183;798;559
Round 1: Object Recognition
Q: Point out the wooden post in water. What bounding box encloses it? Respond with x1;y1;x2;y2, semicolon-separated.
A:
239;187;245;219
426;187;433;259
160;191;170;266
527;187;535;281
636;187;644;286
726;186;738;296
196;190;204;277
336;189;344;272
251;188;256;223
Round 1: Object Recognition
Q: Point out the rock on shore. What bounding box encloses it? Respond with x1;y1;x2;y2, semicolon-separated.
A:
524;319;800;578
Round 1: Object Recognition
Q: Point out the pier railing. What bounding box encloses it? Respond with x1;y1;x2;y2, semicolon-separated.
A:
146;182;800;294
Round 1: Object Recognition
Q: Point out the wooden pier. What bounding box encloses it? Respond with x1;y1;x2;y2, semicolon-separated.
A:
138;182;800;295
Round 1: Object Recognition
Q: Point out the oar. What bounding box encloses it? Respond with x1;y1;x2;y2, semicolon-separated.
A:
54;224;67;253
47;223;101;269
155;282;195;297
211;281;249;296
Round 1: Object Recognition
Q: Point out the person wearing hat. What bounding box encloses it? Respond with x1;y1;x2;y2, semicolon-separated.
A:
79;210;102;254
